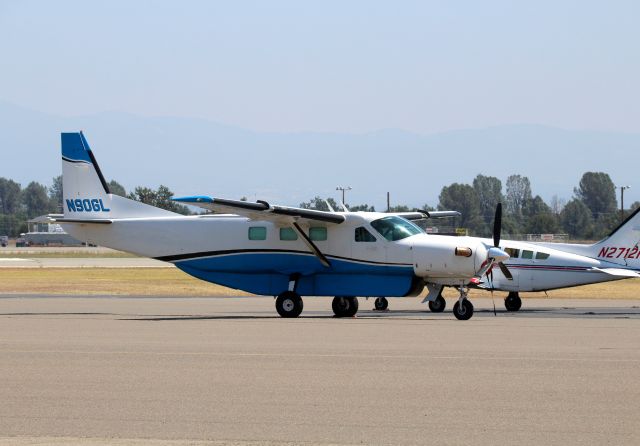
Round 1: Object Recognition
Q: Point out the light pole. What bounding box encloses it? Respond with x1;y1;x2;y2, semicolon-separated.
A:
619;185;631;222
336;186;352;205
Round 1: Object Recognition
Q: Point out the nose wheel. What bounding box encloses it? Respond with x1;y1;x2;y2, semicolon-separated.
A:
453;286;474;320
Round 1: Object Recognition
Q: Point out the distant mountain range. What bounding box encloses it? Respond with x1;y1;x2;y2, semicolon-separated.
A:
1;101;638;209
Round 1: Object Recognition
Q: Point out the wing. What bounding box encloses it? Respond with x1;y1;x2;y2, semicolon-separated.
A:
394;210;461;221
173;196;346;225
590;267;640;278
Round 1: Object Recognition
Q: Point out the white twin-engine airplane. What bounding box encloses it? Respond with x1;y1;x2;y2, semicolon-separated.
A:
56;132;640;320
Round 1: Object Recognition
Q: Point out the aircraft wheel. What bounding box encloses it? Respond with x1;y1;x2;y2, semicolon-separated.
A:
453;300;474;320
374;297;388;311
428;295;446;313
332;296;359;317
504;292;522;312
275;291;304;318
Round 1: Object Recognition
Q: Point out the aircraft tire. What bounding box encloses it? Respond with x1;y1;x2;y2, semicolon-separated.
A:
374;297;388;311
332;296;359;317
275;291;304;318
453;300;474;320
428;295;446;313
504;293;522;312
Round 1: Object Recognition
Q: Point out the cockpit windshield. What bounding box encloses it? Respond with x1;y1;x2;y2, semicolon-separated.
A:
370;216;423;241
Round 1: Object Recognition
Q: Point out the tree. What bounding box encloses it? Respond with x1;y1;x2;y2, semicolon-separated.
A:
472;174;503;228
49;175;63;212
550;195;566;214
438;183;484;234
388;204;411;212
0;178;22;214
23;181;53;218
560;199;593;239
128;185;190;215
522;196;558;234
300;197;339;211
505;174;532;220
350;204;375;212
574;172;617;218
108;180;127;197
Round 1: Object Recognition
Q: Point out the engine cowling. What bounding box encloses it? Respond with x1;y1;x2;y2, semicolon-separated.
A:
412;236;487;279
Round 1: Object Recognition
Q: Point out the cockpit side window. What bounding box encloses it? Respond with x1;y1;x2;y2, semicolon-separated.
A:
370;216;422;241
355;227;376;242
535;252;550;260
504;247;520;258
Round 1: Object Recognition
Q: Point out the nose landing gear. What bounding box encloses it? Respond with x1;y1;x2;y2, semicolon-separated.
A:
452;287;474;320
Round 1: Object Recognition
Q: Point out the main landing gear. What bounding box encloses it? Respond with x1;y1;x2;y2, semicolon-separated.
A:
273;292;360;319
332;296;359;317
428;293;446;313
275;291;304;318
504;292;522;312
452;287;474;320
374;297;388;311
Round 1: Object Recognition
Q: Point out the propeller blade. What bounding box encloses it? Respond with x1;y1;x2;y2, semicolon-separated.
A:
493;202;502;248
498;262;513;280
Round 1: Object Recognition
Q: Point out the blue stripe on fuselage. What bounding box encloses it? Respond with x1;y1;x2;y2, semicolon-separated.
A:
172;252;415;296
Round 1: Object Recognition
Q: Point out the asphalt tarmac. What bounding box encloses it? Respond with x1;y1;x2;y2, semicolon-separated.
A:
0;296;638;445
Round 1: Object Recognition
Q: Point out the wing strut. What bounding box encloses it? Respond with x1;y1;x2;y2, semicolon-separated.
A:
291;222;331;268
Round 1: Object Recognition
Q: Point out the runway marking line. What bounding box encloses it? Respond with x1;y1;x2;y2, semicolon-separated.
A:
0;349;638;362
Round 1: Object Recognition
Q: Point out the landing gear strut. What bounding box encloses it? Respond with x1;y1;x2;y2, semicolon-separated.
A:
428;293;446;313
275;291;304;318
332;296;359;317
504;292;522;312
374;297;388;311
452;287;474;320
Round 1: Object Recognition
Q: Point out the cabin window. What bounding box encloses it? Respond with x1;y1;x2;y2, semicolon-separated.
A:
535;252;550;260
279;227;298;241
355;227;376;242
309;227;327;241
504;247;520;258
522;250;534;259
248;226;266;240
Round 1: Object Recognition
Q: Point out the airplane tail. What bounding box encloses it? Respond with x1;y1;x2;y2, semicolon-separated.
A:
61;132;176;219
589;207;640;267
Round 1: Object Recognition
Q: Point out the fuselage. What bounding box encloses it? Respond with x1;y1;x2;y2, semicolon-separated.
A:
62;208;637;297
477;238;629;292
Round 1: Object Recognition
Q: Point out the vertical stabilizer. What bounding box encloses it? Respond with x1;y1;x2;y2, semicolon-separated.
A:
61;132;176;219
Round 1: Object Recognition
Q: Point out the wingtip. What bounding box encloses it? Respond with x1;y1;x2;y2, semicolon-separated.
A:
172;195;214;203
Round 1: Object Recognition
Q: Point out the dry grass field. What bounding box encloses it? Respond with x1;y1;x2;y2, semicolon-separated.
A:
1;267;639;299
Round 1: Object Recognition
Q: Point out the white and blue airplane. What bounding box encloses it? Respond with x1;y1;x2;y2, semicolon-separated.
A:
55;132;640;320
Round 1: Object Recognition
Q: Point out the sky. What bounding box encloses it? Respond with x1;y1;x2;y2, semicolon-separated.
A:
0;0;639;134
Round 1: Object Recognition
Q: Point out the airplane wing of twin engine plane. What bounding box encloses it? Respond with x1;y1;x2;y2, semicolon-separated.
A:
55;132;506;320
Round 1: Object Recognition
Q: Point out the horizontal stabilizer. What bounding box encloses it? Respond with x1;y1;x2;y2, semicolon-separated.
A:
590;267;640;278
52;218;113;225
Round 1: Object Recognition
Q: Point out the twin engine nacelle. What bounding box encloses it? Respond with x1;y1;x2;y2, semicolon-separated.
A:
412;237;486;278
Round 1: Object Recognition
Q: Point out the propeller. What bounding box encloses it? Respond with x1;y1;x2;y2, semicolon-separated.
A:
471;203;513;284
491;203;513;281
